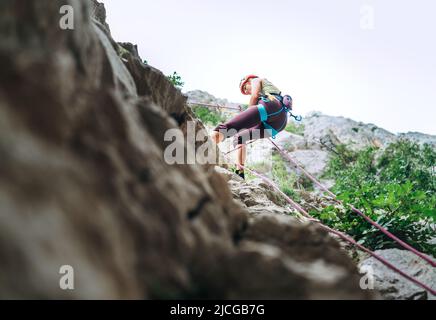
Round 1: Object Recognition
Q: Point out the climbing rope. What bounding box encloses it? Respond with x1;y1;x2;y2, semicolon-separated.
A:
187;101;242;111
218;134;435;294
204;98;435;267
268;138;436;268
223;140;256;156
236;163;436;295
222;137;435;267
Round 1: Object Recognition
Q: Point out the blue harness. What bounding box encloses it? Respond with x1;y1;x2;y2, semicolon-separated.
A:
257;94;302;139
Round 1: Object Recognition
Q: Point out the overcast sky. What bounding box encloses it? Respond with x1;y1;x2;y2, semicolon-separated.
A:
100;0;436;135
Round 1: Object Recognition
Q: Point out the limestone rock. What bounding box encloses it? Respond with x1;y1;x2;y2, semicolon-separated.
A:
287;150;331;178
302;113;397;151
398;132;436;147
90;0;111;35
214;167;374;299
359;249;435;300
275;131;307;151
185;90;230;107
302;112;435;151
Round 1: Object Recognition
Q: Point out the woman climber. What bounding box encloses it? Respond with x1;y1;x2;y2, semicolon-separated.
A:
211;75;293;179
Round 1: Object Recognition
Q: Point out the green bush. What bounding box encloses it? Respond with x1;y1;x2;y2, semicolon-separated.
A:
312;140;436;255
191;106;226;127
285;122;305;136
271;153;299;199
249;161;271;174
167;71;184;89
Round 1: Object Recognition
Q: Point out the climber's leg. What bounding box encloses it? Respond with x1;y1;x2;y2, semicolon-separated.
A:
234;144;246;179
213;105;261;140
232;123;265;179
233;123;266;146
212;106;261;180
211;130;224;144
236;143;246;168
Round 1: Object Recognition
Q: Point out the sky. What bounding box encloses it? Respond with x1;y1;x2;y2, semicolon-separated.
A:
100;0;436;135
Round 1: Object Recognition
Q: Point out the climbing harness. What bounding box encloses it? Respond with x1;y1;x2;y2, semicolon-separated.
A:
257;94;302;139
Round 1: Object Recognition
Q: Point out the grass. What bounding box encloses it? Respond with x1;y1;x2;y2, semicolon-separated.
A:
285;122;305;136
191;106;226;126
271;153;299;198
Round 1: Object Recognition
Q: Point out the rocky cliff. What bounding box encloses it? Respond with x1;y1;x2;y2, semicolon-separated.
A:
0;0;375;299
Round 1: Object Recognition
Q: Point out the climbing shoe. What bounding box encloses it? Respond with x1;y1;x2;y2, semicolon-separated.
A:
235;169;245;180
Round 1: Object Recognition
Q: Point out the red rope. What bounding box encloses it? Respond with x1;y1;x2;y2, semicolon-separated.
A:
241;164;436;296
187;102;241;111
268;138;436;268
224;140;256;155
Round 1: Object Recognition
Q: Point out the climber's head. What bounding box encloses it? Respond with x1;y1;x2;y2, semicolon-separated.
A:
239;75;258;95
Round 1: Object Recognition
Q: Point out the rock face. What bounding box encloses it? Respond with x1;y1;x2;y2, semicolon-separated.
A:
287;150;330;178
216;167;370;299
359;249;435;300
91;0;111;35
302;112;436;150
215;167;295;217
302;112;396;150
398;132;436;147
186;90;230;107
0;0;373;299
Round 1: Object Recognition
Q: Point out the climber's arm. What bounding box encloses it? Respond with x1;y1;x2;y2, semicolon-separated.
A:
249;78;262;106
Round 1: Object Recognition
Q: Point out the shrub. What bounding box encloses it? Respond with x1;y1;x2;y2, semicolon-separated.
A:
191;106;226;127
285;122;305;136
271;153;299;199
167;71;184;89
312;140;436;255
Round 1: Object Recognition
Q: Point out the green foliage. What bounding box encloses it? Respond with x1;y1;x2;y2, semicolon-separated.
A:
313;140;436;255
285;122;305;136
191;106;226;126
117;45;131;60
249;161;271;174
271;153;299;199
167;71;184;89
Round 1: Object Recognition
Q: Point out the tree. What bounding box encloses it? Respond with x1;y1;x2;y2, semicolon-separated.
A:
167;71;184;89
